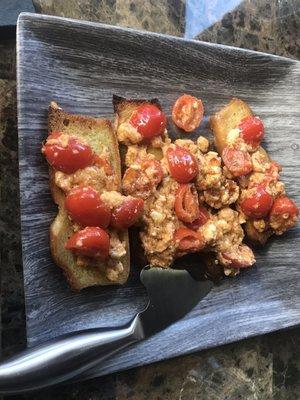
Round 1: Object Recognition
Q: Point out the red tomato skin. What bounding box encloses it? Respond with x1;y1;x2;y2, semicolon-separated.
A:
172;94;204;132
174;184;199;223
239;116;264;146
270;196;299;217
129;104;166;141
173;227;204;252
65;186;111;228
241;185;274;219
186;205;210;229
166;146;199;183
65;227;110;259
221;244;255;269
43;134;95;174
222;146;253;177
111;197;144;230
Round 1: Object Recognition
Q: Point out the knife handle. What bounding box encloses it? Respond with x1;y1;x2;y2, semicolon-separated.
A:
0;314;144;394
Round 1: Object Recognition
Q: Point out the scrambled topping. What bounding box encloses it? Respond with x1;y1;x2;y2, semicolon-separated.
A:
203;179;239;209
117;122;142;145
269;212;298;235
101;191;124;209
55;165;118;193
197;136;209;153
109;231;127;259
140;177;179;268
196;152;223;190
106;261;124;282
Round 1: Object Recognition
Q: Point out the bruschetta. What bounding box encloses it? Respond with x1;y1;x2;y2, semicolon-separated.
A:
210;98;299;245
42;102;144;290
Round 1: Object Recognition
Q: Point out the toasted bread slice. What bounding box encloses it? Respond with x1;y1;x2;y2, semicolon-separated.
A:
113;95;166;161
210;98;253;154
210;98;273;245
48;102;130;290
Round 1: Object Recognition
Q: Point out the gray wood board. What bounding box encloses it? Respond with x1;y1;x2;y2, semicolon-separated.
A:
17;13;300;379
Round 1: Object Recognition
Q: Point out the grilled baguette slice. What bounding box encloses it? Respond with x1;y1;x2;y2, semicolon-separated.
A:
48;102;130;290
113;95;166;162
210;98;272;246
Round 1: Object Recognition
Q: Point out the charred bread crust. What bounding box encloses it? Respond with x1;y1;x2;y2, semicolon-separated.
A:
47;102;130;290
113;95;162;113
209;98;253;154
113;95;163;131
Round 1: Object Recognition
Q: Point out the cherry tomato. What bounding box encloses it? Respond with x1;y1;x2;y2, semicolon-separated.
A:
174;184;199;223
65;186;111;228
239;116;264;146
174;227;204;252
270;196;299;217
241;185;274;219
186;204;210;229
111;197;144;230
122;158;163;198
222;146;253;177
172;94;204;132
129;104;166;141
166;145;198;183
43;133;95;174
65;227;110;259
221;244;255;269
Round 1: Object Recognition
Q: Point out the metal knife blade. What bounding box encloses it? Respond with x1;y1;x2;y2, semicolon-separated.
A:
139;266;213;337
0;266;212;394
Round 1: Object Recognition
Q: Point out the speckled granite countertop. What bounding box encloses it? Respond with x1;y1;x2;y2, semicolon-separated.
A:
1;1;299;399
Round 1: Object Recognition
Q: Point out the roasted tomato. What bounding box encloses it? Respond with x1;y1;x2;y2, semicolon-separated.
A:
111;197;144;230
174;184;199;223
240;185;274;219
42;132;95;174
122;158;163;198
186;204;210;229
222;146;253;177
172;94;204;132
270;196;299;218
174;227;204;253
269;196;299;234
65;227;110;259
166;145;198;183
129;104;166;141
65;186;111;228
221;244;255;269
238;116;264;147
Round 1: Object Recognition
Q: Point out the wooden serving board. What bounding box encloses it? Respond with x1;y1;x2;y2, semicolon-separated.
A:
17;13;300;379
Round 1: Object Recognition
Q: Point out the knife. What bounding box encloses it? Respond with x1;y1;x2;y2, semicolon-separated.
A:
0;266;212;394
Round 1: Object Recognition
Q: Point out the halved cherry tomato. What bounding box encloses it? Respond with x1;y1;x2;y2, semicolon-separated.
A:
65;186;111;228
129;104;166;141
65;227;110;259
122;158;163;198
166;145;198;183
174;184;199;223
172;94;204;132
221;244;255;269
238;116;264;146
270;196;299;217
222;146;253;177
186;204;210;229
174;227;204;252
241;185;274;219
111;197;144;230
42;133;95;174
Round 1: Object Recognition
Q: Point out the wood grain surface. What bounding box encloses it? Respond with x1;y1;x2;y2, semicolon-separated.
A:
17;13;300;379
